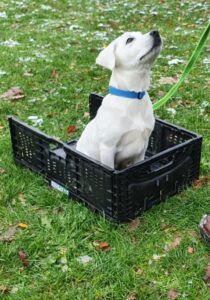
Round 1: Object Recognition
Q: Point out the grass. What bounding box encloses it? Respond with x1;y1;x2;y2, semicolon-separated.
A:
0;0;210;299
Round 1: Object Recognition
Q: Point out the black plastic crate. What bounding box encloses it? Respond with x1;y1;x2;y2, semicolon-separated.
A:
8;93;202;222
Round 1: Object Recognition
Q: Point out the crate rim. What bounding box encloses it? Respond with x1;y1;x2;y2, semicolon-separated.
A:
8;115;65;147
8;115;202;175
8;114;202;175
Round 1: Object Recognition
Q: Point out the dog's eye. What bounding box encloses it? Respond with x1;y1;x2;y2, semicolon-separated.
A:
126;37;135;44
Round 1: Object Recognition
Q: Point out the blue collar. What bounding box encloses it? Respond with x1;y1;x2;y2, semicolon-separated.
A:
109;86;146;100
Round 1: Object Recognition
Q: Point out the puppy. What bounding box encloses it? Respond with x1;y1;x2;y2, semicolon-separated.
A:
76;30;162;169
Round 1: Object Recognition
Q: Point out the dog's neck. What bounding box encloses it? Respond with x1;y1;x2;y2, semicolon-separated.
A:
109;67;151;92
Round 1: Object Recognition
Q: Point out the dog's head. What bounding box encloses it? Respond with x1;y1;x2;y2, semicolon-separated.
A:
96;31;162;71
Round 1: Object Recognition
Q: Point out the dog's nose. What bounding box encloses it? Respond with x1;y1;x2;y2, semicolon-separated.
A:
150;30;161;46
150;30;160;38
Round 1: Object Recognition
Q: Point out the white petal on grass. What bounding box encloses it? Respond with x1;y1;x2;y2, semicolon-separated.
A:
76;255;93;264
0;70;7;76
175;27;182;31
15;14;26;19
152;254;166;261
28;116;43;126
201;101;209;108
28;116;39;120
0;12;8;19
61;265;68;272
60;256;68;265
95;32;108;41
203;58;210;64
168;58;185;65
41;5;52;11
69;25;81;31
18;57;35;62
166;108;176;117
0;40;20;47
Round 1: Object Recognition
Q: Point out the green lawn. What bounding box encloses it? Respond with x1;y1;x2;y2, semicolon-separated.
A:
0;0;210;299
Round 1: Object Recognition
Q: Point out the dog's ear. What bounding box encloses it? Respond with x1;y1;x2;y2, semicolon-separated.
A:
96;40;116;71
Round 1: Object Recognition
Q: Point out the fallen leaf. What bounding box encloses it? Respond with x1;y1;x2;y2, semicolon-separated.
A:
67;125;77;134
158;76;178;85
0;285;10;294
127;292;138;300
201;214;210;237
193;176;210;189
17;223;28;230
160;223;171;231
0;225;17;242
204;266;210;286
187;246;194;254
167;288;178;300
134;267;143;275
95;241;111;251
164;236;182;251
0;87;24;101
51;69;58;78
18;250;29;267
128;218;140;231
47;112;57;118
0;167;6;175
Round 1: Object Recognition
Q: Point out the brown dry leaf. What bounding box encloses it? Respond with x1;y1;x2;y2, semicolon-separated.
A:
187;246;194;254
158;76;178;85
128;218;140;231
193;176;210;189
167;288;178;300
127;292;138;300
164;236;182;251
0;87;25;101
18;250;29;267
203;266;210;286
0;285;10;294
95;241;111;251
51;69;58;78
160;223;171;231
0;167;6;175
47;112;57;118
0;225;17;242
67;125;77;134
134;267;143;276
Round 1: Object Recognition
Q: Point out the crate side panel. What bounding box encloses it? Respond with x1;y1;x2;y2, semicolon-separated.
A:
65;146;114;218
8;117;62;175
115;141;199;222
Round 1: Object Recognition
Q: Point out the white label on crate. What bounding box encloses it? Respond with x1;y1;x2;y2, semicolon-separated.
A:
51;180;69;196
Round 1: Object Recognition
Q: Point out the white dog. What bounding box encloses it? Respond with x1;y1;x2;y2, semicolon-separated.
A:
76;30;162;169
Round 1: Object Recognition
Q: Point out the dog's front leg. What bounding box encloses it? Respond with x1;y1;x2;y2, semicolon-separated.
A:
99;143;115;169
